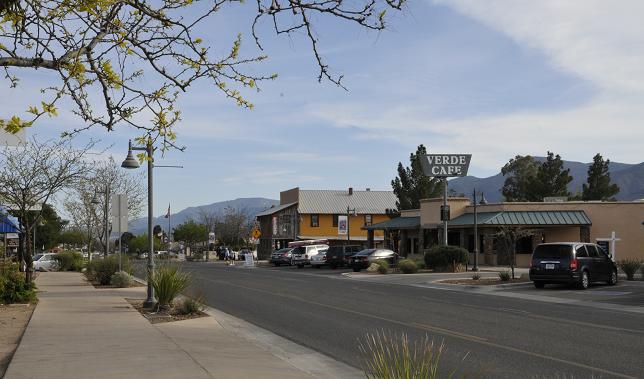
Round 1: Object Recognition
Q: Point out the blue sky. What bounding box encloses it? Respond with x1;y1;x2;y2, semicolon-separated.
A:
3;1;644;217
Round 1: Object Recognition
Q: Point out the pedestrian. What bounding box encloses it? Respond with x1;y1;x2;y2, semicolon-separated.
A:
224;248;230;265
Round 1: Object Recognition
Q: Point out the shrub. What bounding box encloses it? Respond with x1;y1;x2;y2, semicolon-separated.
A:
0;263;37;304
398;259;418;274
373;260;389;274
359;331;445;379
424;245;469;272
151;265;191;309
178;297;204;315
110;271;133;288
86;255;131;285
498;271;511;282
53;251;84;272
618;259;642;281
472;272;481;280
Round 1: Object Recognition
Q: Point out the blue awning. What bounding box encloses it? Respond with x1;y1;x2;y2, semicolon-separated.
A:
0;212;20;233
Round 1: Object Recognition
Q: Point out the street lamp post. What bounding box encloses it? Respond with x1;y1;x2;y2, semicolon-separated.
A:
472;188;479;272
121;140;155;308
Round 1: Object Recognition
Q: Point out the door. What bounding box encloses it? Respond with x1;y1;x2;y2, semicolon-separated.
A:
592;244;612;281
586;245;608;281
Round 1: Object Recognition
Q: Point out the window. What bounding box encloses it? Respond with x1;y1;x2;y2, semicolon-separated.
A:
364;214;373;226
332;214;339;227
586;244;600;258
575;245;588;258
310;214;319;227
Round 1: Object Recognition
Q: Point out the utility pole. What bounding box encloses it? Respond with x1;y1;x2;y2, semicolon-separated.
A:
347;206;356;245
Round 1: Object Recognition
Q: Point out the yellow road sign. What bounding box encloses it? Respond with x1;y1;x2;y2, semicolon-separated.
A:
252;229;261;239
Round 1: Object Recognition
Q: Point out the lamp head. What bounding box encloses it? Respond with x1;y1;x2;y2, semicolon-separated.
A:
121;140;140;169
479;193;488;205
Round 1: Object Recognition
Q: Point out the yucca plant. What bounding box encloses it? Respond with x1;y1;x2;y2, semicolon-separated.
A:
359;331;445;379
618;259;642;281
498;271;511;282
150;265;191;310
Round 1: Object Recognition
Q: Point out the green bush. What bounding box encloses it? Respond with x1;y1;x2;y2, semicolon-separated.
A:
86;255;131;285
618;259;642;281
498;271;511;281
373;260;389;274
359;331;445;379
424;245;469;272
472;272;481;280
0;263;37;304
53;251;84;272
178;297;204;315
110;271;133;288
398;259;418;274
151;265;191;309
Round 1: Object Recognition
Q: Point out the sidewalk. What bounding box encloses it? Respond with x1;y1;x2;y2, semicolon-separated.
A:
4;272;315;379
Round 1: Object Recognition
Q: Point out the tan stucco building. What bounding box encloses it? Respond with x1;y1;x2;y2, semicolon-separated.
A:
365;198;644;268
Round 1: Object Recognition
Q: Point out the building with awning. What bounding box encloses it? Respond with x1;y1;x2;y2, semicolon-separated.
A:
363;197;644;267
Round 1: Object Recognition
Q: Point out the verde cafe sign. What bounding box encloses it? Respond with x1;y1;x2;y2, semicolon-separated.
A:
420;154;472;177
420;153;472;246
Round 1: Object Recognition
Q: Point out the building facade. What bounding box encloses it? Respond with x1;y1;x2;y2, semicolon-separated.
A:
256;187;397;258
365;198;644;267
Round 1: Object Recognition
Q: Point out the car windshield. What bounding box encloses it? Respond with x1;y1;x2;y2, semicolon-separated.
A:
33;254;43;261
533;245;572;260
355;249;375;256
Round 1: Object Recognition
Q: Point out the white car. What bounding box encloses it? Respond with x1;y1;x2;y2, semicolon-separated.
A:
310;251;329;268
33;253;58;271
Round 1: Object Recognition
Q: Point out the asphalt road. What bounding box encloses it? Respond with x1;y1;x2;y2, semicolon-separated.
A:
139;262;644;378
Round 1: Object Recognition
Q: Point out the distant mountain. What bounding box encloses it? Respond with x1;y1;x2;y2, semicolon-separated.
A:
448;159;644;202
128;197;278;235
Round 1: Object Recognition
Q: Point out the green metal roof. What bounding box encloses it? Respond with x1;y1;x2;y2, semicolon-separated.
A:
448;210;591;226
363;216;420;230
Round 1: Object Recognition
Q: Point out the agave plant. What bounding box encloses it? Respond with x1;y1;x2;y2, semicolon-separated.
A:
150;265;191;310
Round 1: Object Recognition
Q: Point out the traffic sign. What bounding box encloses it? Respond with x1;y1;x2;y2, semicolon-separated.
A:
252;229;261;239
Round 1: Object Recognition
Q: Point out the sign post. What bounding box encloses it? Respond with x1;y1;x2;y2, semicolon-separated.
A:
420;154;472;246
111;194;128;272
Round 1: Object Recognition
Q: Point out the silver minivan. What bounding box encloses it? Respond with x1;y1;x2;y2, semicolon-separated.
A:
292;244;329;268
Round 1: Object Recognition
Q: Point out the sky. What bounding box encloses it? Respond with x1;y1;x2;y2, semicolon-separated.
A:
2;1;644;217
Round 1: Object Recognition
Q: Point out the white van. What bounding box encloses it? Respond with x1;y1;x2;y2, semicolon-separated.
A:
291;244;329;268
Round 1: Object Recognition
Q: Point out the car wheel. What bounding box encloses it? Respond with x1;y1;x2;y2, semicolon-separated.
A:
577;271;590;290
533;281;545;289
314;265;321;269
274;263;280;267
608;269;618;285
330;264;337;269
353;267;361;272
297;264;304;269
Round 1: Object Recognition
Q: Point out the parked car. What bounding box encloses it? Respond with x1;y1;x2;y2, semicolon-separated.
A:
310;251;328;268
349;248;398;272
325;245;363;268
292;244;329;268
529;242;618;289
270;248;294;266
32;253;58;272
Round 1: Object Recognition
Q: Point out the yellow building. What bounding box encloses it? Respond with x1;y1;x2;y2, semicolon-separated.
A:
256;187;397;258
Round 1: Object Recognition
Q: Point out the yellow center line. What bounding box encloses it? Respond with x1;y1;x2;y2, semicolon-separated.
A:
200;276;638;379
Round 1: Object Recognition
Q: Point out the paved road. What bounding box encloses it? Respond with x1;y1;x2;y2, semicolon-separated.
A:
139;262;644;378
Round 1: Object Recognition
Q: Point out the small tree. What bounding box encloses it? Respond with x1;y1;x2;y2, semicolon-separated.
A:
582;154;620;201
0;137;93;280
173;220;208;252
495;226;536;279
534;152;572;200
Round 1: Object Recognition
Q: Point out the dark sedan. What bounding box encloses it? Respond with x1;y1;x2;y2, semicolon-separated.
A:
270;248;294;266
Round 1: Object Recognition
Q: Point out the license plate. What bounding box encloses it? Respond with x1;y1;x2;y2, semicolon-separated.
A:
545;264;555;270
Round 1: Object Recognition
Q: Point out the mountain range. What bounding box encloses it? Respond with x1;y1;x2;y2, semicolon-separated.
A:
448;159;644;202
128;197;278;235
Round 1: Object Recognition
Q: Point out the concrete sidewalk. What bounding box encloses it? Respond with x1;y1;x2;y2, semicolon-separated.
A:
5;272;315;379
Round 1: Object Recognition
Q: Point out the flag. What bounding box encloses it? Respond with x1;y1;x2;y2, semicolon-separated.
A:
164;204;170;219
